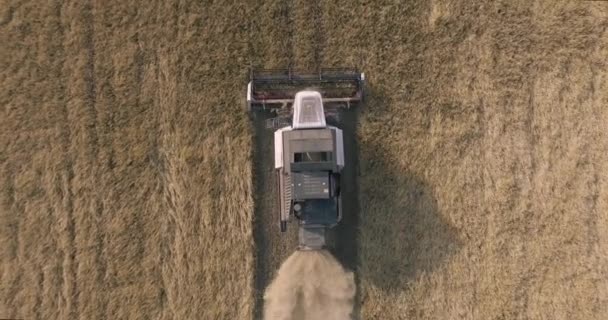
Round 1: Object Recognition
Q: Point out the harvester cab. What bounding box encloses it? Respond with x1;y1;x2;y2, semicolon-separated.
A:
247;68;364;250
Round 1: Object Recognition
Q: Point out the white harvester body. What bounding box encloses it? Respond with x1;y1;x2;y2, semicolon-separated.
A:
246;69;364;250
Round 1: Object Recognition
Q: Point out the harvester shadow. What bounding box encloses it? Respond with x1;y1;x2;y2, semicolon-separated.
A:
357;87;462;301
327;106;361;315
250;85;461;319
325;106;360;269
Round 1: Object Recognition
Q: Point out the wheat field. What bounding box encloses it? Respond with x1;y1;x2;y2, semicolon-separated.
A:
1;1;607;319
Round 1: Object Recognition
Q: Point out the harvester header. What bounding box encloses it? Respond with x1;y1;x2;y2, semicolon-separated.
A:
247;68;365;111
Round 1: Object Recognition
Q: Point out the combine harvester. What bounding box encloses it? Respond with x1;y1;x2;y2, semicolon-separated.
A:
247;68;365;250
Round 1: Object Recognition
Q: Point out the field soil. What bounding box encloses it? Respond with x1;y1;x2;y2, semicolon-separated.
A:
2;1;608;319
